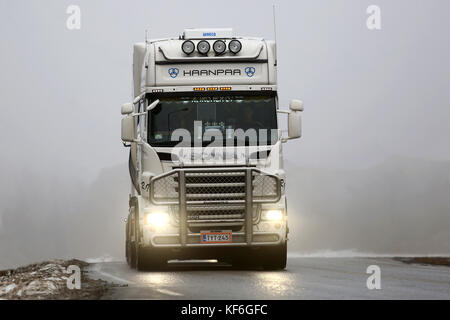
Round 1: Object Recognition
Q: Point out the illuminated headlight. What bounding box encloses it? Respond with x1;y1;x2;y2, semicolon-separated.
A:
228;39;242;54
197;40;210;55
213;40;226;55
181;40;195;55
145;212;169;227
261;210;283;221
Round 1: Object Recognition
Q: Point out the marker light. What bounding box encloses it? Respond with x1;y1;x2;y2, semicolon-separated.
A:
146;212;169;227
213;40;226;55
197;40;210;55
181;40;195;55
262;210;283;221
228;39;242;54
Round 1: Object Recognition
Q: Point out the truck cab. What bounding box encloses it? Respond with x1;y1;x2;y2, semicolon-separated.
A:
121;28;303;270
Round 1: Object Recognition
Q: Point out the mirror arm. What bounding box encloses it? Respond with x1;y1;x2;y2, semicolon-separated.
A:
281;137;293;143
122;138;145;147
130;99;160;117
277;110;291;142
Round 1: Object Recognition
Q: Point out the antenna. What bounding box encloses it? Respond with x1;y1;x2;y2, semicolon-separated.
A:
272;4;278;66
272;4;277;44
145;29;148;44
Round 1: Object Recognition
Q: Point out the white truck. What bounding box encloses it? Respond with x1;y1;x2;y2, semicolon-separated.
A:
121;28;303;270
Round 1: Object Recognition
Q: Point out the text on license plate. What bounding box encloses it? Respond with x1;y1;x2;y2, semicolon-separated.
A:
201;231;232;244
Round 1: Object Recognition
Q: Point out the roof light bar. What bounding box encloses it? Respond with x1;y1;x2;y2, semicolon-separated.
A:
181;40;195;55
228;39;242;54
197;40;210;55
213;40;226;55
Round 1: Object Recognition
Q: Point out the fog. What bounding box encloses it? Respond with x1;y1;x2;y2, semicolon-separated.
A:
1;0;450;269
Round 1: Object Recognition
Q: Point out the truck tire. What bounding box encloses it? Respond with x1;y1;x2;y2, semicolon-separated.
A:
261;242;287;270
136;246;167;271
127;240;136;268
126;219;136;268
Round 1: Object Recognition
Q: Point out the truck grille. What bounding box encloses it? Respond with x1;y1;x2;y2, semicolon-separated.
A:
178;172;246;202
151;168;280;223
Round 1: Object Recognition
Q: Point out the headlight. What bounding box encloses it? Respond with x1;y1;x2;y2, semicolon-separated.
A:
261;210;283;221
145;212;169;227
228;39;242;54
181;40;195;55
197;40;210;55
213;40;226;55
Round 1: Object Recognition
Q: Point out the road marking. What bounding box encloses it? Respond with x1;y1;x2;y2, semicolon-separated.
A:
157;288;183;296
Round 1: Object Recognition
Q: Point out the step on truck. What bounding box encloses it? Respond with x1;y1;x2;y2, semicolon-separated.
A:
121;28;304;270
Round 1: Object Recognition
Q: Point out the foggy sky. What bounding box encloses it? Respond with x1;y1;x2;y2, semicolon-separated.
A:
1;0;450;269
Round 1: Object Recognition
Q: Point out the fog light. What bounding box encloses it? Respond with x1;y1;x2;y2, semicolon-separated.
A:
262;210;283;221
213;40;226;55
146;212;169;227
197;40;210;55
181;40;195;55
228;39;242;54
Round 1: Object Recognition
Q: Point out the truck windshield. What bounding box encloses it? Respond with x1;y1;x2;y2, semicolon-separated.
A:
147;92;278;147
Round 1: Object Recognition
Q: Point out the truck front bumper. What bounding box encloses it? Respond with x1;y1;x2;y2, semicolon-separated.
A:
143;217;287;248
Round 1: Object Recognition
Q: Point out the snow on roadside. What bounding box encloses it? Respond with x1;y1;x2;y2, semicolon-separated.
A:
0;259;111;300
85;254;119;264
288;250;450;258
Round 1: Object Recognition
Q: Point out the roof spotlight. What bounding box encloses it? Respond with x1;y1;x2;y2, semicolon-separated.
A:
213;40;226;55
197;40;210;55
181;40;195;55
228;39;242;54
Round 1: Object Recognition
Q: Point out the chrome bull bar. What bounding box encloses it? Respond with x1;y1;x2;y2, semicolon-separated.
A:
149;167;281;246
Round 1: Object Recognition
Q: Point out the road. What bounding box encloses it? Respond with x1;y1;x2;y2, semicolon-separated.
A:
87;257;450;299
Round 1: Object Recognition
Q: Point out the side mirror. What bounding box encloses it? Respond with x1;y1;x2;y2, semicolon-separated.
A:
147;99;160;111
121;115;135;142
288;111;301;139
287;99;303;140
289;99;304;112
121;103;134;115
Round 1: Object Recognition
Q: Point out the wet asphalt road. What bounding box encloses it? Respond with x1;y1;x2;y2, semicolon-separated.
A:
87;257;450;299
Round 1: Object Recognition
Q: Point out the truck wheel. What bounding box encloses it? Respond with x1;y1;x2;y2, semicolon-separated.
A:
126;221;136;268
136;246;167;271
262;242;287;270
127;240;136;268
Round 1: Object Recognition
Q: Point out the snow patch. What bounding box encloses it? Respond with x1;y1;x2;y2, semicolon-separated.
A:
25;280;57;296
0;259;110;299
85;254;118;263
0;283;17;295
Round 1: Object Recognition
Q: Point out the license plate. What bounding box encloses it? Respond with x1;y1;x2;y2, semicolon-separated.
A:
201;231;232;244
